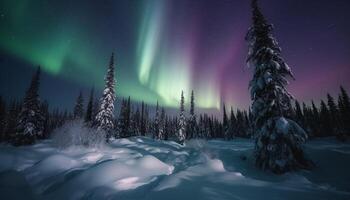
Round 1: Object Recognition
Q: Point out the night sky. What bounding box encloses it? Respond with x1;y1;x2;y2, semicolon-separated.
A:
0;0;349;113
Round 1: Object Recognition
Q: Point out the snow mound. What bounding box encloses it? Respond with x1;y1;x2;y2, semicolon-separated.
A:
25;154;80;184
50;155;173;200
0;137;349;200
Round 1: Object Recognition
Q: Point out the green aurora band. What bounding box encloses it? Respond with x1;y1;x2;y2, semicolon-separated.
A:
0;0;221;109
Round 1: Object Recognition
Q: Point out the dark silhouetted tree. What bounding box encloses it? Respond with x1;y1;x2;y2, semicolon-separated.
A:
327;93;339;135
73;91;84;119
15;67;44;145
85;88;94;124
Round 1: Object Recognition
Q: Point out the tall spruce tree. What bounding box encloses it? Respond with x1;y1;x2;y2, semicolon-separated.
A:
73;91;84;119
177;91;186;144
246;0;312;173
187;90;197;139
85;88;94;124
94;53;116;138
15;67;44;145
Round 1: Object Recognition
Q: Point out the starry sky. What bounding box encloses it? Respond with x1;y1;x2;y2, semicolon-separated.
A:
0;0;349;113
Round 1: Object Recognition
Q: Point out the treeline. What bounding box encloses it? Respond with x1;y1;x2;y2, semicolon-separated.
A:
292;87;350;139
0;64;349;145
2;83;348;145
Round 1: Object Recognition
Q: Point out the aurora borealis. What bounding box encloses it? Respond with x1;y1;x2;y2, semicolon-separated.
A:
0;0;350;111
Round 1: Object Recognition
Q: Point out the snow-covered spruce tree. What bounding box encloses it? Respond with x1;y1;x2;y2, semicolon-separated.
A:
73;91;84;119
187;90;197;139
94;53;116;139
177;91;186;145
246;0;313;173
15;67;44;145
85;88;94;124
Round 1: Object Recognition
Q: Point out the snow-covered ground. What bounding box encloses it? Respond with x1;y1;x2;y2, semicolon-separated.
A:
0;137;349;200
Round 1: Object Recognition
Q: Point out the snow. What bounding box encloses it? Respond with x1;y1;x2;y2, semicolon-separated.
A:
0;137;349;200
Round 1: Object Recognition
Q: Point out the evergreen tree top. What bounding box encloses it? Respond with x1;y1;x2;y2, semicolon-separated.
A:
180;91;185;112
247;0;294;79
25;66;41;103
223;103;228;125
190;90;195;115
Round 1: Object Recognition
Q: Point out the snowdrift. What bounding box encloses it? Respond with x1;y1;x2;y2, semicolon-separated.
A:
0;137;349;200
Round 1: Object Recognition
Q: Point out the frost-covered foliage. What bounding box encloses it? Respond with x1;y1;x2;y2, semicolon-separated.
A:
177;91;186;145
94;53;116;138
15;67;44;145
246;0;313;173
52;120;106;148
255;117;311;172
